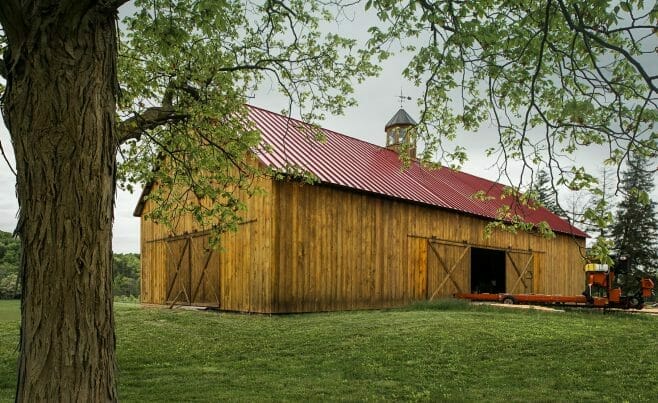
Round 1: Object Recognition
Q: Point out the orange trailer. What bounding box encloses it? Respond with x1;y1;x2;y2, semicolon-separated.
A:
455;264;655;309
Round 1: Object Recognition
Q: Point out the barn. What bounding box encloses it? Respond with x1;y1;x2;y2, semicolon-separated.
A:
134;105;588;313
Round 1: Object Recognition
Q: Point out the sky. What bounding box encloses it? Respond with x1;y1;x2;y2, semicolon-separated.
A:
0;3;656;253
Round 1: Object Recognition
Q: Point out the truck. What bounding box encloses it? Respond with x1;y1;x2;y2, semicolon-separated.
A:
454;263;655;309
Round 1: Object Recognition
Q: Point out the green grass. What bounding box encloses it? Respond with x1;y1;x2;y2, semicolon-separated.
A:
1;300;658;402
0;300;19;400
0;300;19;323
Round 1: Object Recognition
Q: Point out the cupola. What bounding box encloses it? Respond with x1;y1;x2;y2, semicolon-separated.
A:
385;108;417;158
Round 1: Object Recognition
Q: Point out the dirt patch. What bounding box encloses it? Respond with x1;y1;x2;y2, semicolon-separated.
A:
474;301;658;316
638;306;658;316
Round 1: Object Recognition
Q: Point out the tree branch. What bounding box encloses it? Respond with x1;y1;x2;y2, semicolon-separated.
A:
97;0;131;11
556;0;657;93
0;0;26;45
117;107;188;144
0;136;16;176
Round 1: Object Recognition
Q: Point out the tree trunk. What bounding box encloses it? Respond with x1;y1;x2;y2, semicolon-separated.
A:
2;5;119;402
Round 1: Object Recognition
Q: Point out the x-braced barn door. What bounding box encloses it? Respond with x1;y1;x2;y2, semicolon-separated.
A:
506;251;534;294
427;241;471;300
165;234;220;307
189;236;220;307
166;237;191;306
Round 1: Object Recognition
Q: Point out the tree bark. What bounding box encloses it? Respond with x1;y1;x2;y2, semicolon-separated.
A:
1;4;119;402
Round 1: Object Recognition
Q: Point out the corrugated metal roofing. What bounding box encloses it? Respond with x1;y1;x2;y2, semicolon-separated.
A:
250;105;587;238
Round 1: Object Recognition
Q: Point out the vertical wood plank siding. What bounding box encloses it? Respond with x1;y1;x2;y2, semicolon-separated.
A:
268;180;585;313
140;177;586;313
140;176;274;313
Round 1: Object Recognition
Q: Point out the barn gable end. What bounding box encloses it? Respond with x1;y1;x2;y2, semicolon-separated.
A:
139;174;277;313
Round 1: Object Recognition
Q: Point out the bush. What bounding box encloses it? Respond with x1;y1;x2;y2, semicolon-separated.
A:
0;231;20;299
0;273;19;299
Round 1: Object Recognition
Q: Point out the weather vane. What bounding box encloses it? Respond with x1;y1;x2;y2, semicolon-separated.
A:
396;89;412;108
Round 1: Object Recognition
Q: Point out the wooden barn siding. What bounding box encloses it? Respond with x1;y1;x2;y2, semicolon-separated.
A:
139;177;275;313
140;203;169;305
271;181;586;313
141;176;586;313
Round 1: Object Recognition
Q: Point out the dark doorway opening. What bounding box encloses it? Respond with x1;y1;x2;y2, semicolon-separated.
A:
471;248;506;293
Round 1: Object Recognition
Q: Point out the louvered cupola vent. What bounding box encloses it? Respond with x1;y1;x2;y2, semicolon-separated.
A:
385;108;417;158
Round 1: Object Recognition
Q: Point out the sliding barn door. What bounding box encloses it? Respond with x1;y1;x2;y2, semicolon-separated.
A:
506;251;534;294
165;234;220;307
189;236;220;307
166;237;191;305
427;241;471;300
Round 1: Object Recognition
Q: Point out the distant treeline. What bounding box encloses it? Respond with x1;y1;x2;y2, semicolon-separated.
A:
113;252;140;298
0;230;20;299
0;230;140;299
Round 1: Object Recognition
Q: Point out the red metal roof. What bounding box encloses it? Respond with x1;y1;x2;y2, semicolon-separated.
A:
249;105;587;238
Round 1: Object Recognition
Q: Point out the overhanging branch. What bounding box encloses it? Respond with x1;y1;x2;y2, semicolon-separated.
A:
117;107;187;144
0;136;16;176
97;0;131;10
556;0;657;93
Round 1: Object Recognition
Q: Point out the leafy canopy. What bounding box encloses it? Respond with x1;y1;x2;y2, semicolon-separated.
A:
367;0;656;169
2;0;656;253
116;0;378;234
364;0;657;250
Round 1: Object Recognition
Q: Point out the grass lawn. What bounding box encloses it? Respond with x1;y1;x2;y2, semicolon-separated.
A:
0;300;19;323
0;299;19;399
1;300;657;402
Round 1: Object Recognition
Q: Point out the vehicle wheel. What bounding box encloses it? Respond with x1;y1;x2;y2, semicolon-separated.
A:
502;296;515;305
628;296;642;309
